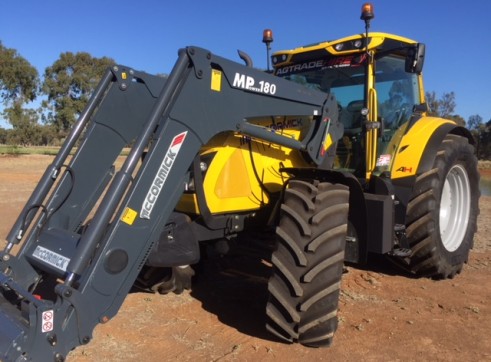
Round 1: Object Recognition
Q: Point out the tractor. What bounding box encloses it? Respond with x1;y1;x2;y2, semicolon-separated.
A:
0;3;479;360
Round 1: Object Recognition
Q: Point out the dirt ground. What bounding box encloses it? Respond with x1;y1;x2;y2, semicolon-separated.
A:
0;155;490;361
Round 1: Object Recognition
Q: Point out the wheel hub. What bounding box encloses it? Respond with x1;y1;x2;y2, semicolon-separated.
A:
439;164;471;252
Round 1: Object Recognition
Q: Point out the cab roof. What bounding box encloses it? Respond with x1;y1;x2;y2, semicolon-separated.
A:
272;32;417;68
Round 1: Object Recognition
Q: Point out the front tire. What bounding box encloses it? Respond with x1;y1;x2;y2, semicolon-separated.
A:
404;134;480;279
266;179;349;347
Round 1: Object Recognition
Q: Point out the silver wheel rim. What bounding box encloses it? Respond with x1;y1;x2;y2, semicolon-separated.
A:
439;164;471;252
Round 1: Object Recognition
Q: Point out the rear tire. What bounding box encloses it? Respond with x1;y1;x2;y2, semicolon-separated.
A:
266;179;349;347
404;134;480;279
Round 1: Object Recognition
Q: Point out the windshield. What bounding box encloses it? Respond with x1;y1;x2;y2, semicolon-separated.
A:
275;52;421;173
276;54;367;132
275;53;420;130
275;54;366;108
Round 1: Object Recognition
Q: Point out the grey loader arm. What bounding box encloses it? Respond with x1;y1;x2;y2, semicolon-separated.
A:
0;46;339;361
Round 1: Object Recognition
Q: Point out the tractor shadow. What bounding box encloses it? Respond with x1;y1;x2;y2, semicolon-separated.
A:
190;240;413;342
190;251;281;343
348;252;416;278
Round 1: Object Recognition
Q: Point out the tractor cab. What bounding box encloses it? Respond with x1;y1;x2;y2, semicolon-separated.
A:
272;30;426;179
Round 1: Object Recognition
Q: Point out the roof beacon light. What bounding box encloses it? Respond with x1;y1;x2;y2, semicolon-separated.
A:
360;2;374;50
262;29;273;45
360;3;374;114
360;3;375;22
263;29;274;72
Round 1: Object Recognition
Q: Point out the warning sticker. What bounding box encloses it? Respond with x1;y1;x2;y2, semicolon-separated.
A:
42;310;54;333
211;69;222;92
376;154;391;167
121;207;138;225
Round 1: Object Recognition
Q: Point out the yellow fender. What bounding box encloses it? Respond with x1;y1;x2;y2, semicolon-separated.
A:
390;116;473;180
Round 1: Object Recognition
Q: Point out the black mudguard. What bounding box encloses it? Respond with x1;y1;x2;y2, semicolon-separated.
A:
280;168;368;263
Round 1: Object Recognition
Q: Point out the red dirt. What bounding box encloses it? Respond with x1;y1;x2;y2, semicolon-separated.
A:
1;155;490;361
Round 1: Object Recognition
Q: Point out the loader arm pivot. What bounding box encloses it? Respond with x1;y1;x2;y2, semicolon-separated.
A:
0;46;339;361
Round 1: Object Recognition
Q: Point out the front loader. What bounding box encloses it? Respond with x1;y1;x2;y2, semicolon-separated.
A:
0;3;479;361
0;43;343;361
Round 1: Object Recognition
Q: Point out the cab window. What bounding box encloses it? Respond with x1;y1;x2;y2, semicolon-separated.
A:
375;55;421;131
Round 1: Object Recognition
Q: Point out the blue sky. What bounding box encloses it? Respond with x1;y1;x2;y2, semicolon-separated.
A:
1;0;490;128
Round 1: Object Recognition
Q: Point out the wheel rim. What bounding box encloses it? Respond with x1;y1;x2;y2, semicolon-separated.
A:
439;164;471;252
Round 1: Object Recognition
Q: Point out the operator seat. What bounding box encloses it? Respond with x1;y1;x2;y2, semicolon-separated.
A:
342;100;364;130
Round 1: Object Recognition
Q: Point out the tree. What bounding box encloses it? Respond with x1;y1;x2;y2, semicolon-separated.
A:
425;91;465;126
447;114;466;127
0;41;40;141
425;91;438;117
42;52;115;134
0;41;42;145
0;127;8;144
438;92;456;119
468;114;483;130
468;114;490;160
0;41;39;105
482;119;491;160
425;91;456;118
3;103;42;145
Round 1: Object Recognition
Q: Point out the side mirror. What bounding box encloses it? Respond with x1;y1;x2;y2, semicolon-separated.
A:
405;43;425;74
